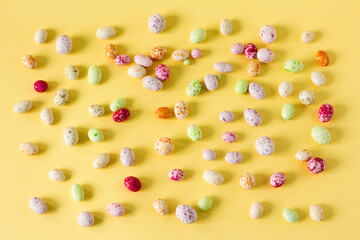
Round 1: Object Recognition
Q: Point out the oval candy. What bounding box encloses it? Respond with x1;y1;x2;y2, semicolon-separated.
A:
316;50;329;66
154;107;173;119
295;149;312;162
198;196;212;211
155;64;170;81
40;108;54;125
278;81;293;97
310;205;324;222
318;103;334;122
115;54;131;66
190;28;207;43
128;65;146;78
107;203;125;217
172;49;189;62
257;48;275;63
20;142;38;155
134;54;153;67
284;59;303;73
88;104;105;117
270;172;286;187
88;65;102;85
169;168;185;181
78;212;94;227
65;65;79;80
154;137;174;156
260;25;276;43
311;126;331;145
245;43;258;60
120;147;135;167
299;90;315;105
240;172;255;190
282;103;295;120
247;61;261;77
34;28;47;44
124;176;141;192
63;126;79;146
110;98;126;112
150;46;167;60
308;157;326;174
244;108;262;127
255;136;275;156
48;169;65;182
202;149;216;161
283;208;299;223
219;111;234;123
104;44;117;59
222;132;237;143
187;125;202;141
153;199;169;215
250;201;263;219
225;151;243;164
174;100;188;119
96;26;116;39
176;204;197;224
203;170;224;185
214;62;233;73
186;79;201;96
13;100;32;113
231;43;244;55
249;82;265;100
56;35;72;55
220;19;233;36
302;31;314;43
143;76;163;91
22;54;37;69
311;71;326;86
54;89;69;106
235;79;248;95
29;197;47;214
93;153;110;169
71;184;84;202
148;13;166;34
88;128;104;142
204;74;218;91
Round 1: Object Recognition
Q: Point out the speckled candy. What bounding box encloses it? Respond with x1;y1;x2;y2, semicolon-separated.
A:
307;157;326;174
107;203;125;217
235;79;248;95
174;100;188;119
270;172;286;187
104;44;117;59
113;108;130;122
93;153;110;169
282;103;295;120
48;169;65;182
245;43;258;60
260;25;277;43
149;46;167;60
88;104;105;117
312;126;331;144
255;136;275;156
302;31;314;43
176;204;197;224
128;65;146;78
143;76;163;91
78;212;94;227
187;125;202;141
278;81;293;97
134;55;153;67
65;65;79;80
295;149;312;162
247;61;261;77
249;82;265;100
318;103;334;122
220;19;233;35
202;149;216;161
225;151;243;164
88;65;102;85
13;100;32;113
148;13;166;34
153;199;169;215
219;111;234;123
96;26;116;39
88;128;104;142
120;147;135;167
283;208;298;223
63;126;78;146
214;62;233;73
316;50;329;66
240;172;255;190
231;43;244;55
22;54;37;69
250;201;263;219
124;176;141;192
155;64;170;81
204;74;218;91
29;197;47;214
33;80;48;92
154;137;174;156
56;35;72;55
191;48;202;59
110;98;126;112
284;59;303;73
203;170;224;185
115;54;131;66
299;90;315;105
172;49;189;62
244;108;262;127
186;80;201;96
257;48;275;63
310;205;324;222
222;132;237;143
169;169;185;181
19;142;38;155
190;28;206;43
198;196;212;211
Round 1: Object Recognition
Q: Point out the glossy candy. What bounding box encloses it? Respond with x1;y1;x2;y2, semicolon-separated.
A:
198;196;212;211
299;90;315;105
149;46;167;60
219;111;234;123
250;201;263;219
154;137;174;156
154;107;173;119
244;108;262;127
56;35;72;55
65;65;79;80
302;31;314;43
260;25;276;43
214;62;233;73
148;13;166;34
176;204;197;224
318;103;334;122
63;126;79;146
155;64;170;81
270;172;286;187
172;49;189;62
113;108;130;122
295;149;312;162
311;71;326;86
191;48;202;59
247;61;260;77
308;157;326;174
110;98;126;112
190;28;206;43
107;203;125;217
48;169;65;182
93;153;110;169
235;79;248;95
22;54;37;69
169;169;185;181
249;82;265;100
124;176;141;192
88;104;105;117
225;151;243;164
203;170;224;185
174;101;188;119
134;55;153;67
204;74;218;91
311;126;331;144
231;43;244;55
316;50;329;66
78;212;94;227
13;100;32;113
29;197;47;214
187;125;202;141
19;142;38;155
202;149;216;161
278;81;293;97
282;103;295;120
153;199;169;215
284;59;303;73
104;44;117;59
34;28;47;44
245;43;257;60
186;80;201;96
240;172;255;190
88;65;102;85
120;147;135;167
33;80;48;93
40;108;54;125
115;54;131;66
310;205;324;222
255;136;275;156
96;26;116;39
88;128;104;142
71;184;84;201
257;48;275;63
128;65;146;78
222;132;237;143
54;89;68;106
283;208;298;223
220;19;233;36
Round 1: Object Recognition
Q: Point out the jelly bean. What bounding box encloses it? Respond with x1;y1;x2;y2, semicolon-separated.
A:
29;197;47;214
65;65;79;80
278;81;293;97
78;211;94;227
250;201;263;219
270;172;286;187
198;196;212;211
169;169;185;181
186;79;201;96
214;62;233;73
155;64;170;81
128;65;146;78
245;43;257;59
191;48;202;59
308;157;326;174
190;28;206;43
154;137;174;156
235;79;248;95
63;126;79;146
19;142;38;155
154;107;173;119
120;147;135;167
244;108;262;127
107;203;125;217
231;43;244;55
249;82;265;100
176;204;197;224
96;26;116;39
187;125;202;141
48;169;65;182
295;149;312;162
216;74;221;80
220;19;233;36
302;31;314;43
71;184;84;201
316;50;329;66
225;151;243;164
318;103;334;122
184;59;191;65
222;132;237;143
282;103;295;120
93;153;110;169
148;13;166;34
309;205;324;222
149;46;167;60
255;136;275;156
110;98;126;112
143;76;163;91
13;100;32;113
34;28;47;44
311;126;331;144
115;54;131;66
104;44;117;59
284;59;303;73
134;54;153;67
299;90;314;105
257;48;275;63
247;61;260;77
260;25;276;43
113;108;130;122
56;35;72;55
124;176;141;192
219;111;234;123
88;128;104;142
240;172;255;190
54;89;69;106
153;199;169;215
202;149;216;161
204;74;218;91
172;49;189;61
33;80;48;93
88;65;102;85
311;71;326;86
88;104;105;117
40;108;54;125
22;54;37;69
203;170;224;185
283;208;298;223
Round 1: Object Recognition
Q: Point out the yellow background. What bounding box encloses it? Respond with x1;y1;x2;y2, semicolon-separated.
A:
1;0;359;239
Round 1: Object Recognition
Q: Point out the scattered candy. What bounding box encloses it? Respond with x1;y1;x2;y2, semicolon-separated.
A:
48;169;65;182
88;104;105;117
29;197;47;214
71;184;84;202
169;168;185;181
283;208;298;223
245;43;258;60
307;157;326;174
186;79;201;96
250;201;263;219
88;128;104;142
148;13;166;34
56;35;72;55
107;203;125;217
214;62;233;73
110;98;126;112
93;153;110;169
222;131;237;143
244;108;262;127
88;65;102;85
153;199;169;215
299;90;315;105
113;108;130;122
104;44;117;59
219;111;234;123
318;103;334;122
184;59;190;65
172;49;189;62
63;126;79;146
54;88;69;106
134;54;153;67
22;54;37;69
278;81;293;97
34;28;47;44
284;59;303;73
255;136;275;156
260;25;276;43
220;19;233;36
65;65;79;80
187;124;202;141
215;74;221;80
154;107;173;119
295;149;312;162
13;100;32;113
202;149;216;161
240;172;255;190
155;64;170;81
191;48;201;59
143;76;163;91
282;103;295;120
124;176;141;192
78;211;94;227
20;142;38;155
174;100;188;119
311;126;331;145
257;48;275;63
316;50;329;66
231;43;244;55
302;31;314;43
270;172;286;187
203;170;224;185
311;71;326;86
309;205;324;222
176;204;197;224
40;108;54;125
154;137;174;156
120;147;135;167
149;46;167;60
249;82;265;100
190;28;207;43
198;196;212;211
225;151;243;164
128;65;146;78
235;79;248;95
96;26;116;39
204;74;218;91
115;54;131;66
247;61;260;77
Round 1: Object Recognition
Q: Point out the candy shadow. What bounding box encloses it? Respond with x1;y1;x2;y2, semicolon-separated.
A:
82;184;93;201
35;56;48;68
101;128;114;141
231;20;241;35
272;137;290;154
164;15;179;32
107;153;119;167
254;173;268;188
52;108;61;124
35;142;47;154
284;172;296;186
205;29;217;43
327;127;342;144
256;108;272;126
30;101;42;111
46;29;56;42
99;65;109;84
200;125;213;140
71;36;87;54
76;65;87;80
92;211;104;225
67;89;78;104
320;204;334;221
172;138;188;154
272;25;288;42
187;101;199;119
292;208;305;221
121;203;135;216
41;197;58;213
261;201;272;218
132;148;146;166
76;127;88;144
61;169;71;181
312;31;322;43
113;27;123;38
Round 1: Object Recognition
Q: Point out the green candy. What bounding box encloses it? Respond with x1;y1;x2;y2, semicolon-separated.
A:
311;126;331;145
281;103;295;120
198;196;212;211
190;28;206;43
283;208;299;223
88;128;104;142
71;184;84;202
215;74;221;80
284;59;303;73
184;59;191;65
110;98;126;112
187;125;202;141
88;65;102;85
235;79;248;95
186;79;201;96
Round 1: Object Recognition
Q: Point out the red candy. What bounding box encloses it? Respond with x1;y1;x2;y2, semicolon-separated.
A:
33;80;48;92
245;43;258;60
124;176;141;192
270;172;286;187
169;169;185;181
115;54;131;66
155;64;170;81
113;108;130;122
318;103;334;122
307;157;326;174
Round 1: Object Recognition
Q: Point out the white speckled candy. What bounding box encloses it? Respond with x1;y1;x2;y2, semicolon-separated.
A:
20;142;38;155
174;100;188;119
299;90;315;105
29;197;47;214
219;111;234;123
56;35;72;55
186;80;201;96
13;100;32;113
128;65;146;78
203;170;224;185
310;204;324;222
143;76;163;91
231;43;244;55
214;62;233;73
244;108;262;127
78;211;94;227
120;147;135;167
176;204;197;224
107;203;125;217
302;31;314;43
96;26;115;39
48;169;65;182
204;74;218;91
88;104;105;117
311;71;326;86
220;19;233;36
202;149;216;161
222;132;237;143
249;82;265;100
34;28;47;44
250;201;263;219
153;199;169;215
63;126;79;146
225;151;243;164
65;65;79;80
311;126;331;145
93;153;110;169
255;136;275;156
172;49;189;61
54;89;69;106
148;13;166;34
134;55;153;67
260;25;276;43
187;125;202;141
240;172;256;190
295;149;312;162
278;81;293;97
154;137;174;156
257;48;275;63
22;54;37;69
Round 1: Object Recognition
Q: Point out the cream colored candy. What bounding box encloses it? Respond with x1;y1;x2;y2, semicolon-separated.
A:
22;54;37;69
63;126;79;146
174;100;188;119
13;100;32;113
311;71;326;86
250;201;263;219
128;65;146;78
302;31;314;43
54;89;69;106
19;142;38;155
309;204;324;222
34;28;47;44
93;153;110;169
153;199;169;215
78;211;94;227
299;90;315;105
220;19;233;36
65;65;79;80
29;197;47;214
48;169;65;182
172;49;189;62
88;104;105;117
96;26;116;39
278;81;293;97
295;149;312;162
203;170;224;185
240;172;255;190
40;108;54;125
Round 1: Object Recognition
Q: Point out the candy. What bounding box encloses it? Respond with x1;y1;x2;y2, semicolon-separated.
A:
190;28;207;43
153;199;169;215
283;208;298;223
302;31;314;43
169;169;185;181
222;131;237;143
245;43;257;60
198;196;212;211
56;35;72;55
128;65;146;78
93;153;110;169
299;90;315;105
54;89;69;106
88;104;105;117
115;54;131;66
282;103;295;120
191;48;202;59
219;111;234;123
113;108;130;122
318;103;334;122
174;100;188;119
308;157;326;174
134;54;153;67
231;43;244;55
284;59;303;73
78;212;94;227
278;81;293;97
71;184;84;201
247;61;260;77
202;149;216;161
225;151;243;164
65;65;79;80
63;127;79;146
270;172;286;187
203;170;224;185
107;203;125;217
216;74;221;80
311;126;331;144
148;13;166;34
240;172;255;190
34;28;47;44
120;147;135;167
316;50;329;66
250;201;263;219
184;59;191;65
110;98;126;112
149;46;167;60
214;62;233;73
13;100;32;113
88;65;102;85
154;107;173;119
257;48;275;63
249;82;265;100
104;44;117;59
260;25;276;43
204;74;218;91
124;176;141;192
88;128;104;142
220;19;233;36
255;136;275;156
244;108;262;127
40;108;54;125
311;71;326;86
176;204;197;224
172;49;189;61
295;149;312;162
155;64;170;81
19;142;38;155
143;76;163;91
186;79;201;96
48;169;65;182
96;26;116;39
309;205;324;222
22;54;37;69
235;79;248;95
29;197;47;214
154;137;174;156
187;125;202;141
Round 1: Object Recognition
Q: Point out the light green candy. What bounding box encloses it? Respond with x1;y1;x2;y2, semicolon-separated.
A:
186;79;201;96
88;128;104;142
71;184;84;202
215;74;221;80
184;59;191;65
283;208;299;223
282;103;295;120
110;98;126;112
190;28;206;43
311;126;331;145
284;59;303;73
187;125;202;141
88;65;102;85
235;79;248;95
198;196;212;211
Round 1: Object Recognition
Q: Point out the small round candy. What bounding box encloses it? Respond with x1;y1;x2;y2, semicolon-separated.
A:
222;132;237;143
310;204;324;222
34;80;48;92
88;128;104;142
295;149;312;162
231;43;244;55
115;54;131;66
107;203;125;217
278;81;293;97
113;108;130;122
311;71;326;86
155;64;170;81
299;90;315;105
124;176;141;192
318;103;334;122
257;48;275;63
190;28;207;43
148;13;166;34
184;59;190;65
260;25;277;43
176;204;197;224
245;43;258;60
215;74;221;80
302;31;314;43
154;137;174;156
219;111;234;123
312;126;331;145
104;44;117;59
202;149;216;161
110;98;126;112
149;46;167;60
225;151;243;164
169;169;185;181
270;172;286;188
191;48;202;59
240;172;255;190
198;196;212;211
307;157;326;174
78;211;94;227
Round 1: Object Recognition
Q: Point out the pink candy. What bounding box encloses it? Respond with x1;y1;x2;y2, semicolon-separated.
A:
245;43;257;60
270;172;286;187
169;169;185;181
134;54;153;67
231;43;244;55
155;64;170;81
308;157;326;174
222;131;237;143
318;103;334;122
115;54;131;66
33;80;48;93
124;176;141;192
191;48;202;59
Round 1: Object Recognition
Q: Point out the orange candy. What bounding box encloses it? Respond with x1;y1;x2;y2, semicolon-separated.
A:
154;107;173;119
105;44;117;59
149;46;167;60
316;50;329;66
247;61;260;77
